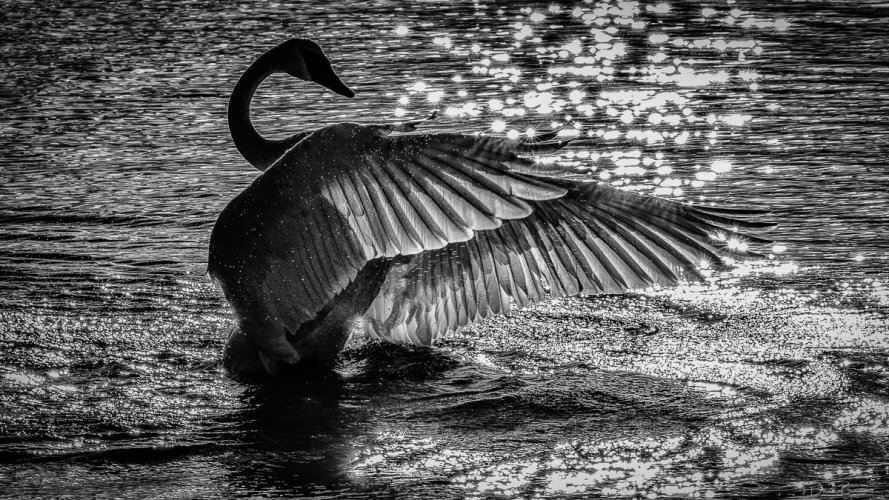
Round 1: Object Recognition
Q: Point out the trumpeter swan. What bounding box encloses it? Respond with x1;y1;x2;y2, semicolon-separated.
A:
209;39;771;377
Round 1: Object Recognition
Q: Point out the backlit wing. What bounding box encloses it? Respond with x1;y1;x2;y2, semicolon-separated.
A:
207;124;573;359
362;182;772;345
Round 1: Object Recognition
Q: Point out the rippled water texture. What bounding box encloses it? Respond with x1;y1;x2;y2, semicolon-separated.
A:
2;1;888;498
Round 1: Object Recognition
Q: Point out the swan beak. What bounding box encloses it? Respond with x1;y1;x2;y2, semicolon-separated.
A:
326;79;355;98
299;48;355;98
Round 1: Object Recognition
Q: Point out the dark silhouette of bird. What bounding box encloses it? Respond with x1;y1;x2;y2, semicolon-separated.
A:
208;39;771;377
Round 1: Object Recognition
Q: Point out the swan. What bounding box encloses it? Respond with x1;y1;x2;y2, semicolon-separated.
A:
209;39;771;377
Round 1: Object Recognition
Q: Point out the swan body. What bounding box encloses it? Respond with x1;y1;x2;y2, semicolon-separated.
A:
209;39;771;377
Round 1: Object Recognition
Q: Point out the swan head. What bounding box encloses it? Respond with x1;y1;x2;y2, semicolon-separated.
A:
274;38;355;98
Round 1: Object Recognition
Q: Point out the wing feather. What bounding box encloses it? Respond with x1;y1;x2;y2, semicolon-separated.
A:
412;155;514;227
334;173;375;255
363;156;427;254
346;168;393;256
383;158;458;245
457;242;479;324
354;166;404;255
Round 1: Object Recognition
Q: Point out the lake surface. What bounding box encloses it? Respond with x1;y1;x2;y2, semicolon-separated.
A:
2;0;888;498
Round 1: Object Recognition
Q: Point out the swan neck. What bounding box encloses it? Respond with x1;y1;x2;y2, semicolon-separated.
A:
228;53;293;171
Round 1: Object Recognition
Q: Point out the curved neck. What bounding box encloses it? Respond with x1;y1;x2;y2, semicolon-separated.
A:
228;52;299;171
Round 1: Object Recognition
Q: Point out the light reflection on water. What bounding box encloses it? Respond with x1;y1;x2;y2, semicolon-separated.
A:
2;0;889;498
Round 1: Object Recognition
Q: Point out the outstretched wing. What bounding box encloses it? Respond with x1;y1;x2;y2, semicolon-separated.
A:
207;123;572;360
361;181;773;345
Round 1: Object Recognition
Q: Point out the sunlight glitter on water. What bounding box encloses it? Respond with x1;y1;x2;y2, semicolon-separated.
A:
385;0;782;214
342;255;889;496
350;399;888;498
3;0;888;497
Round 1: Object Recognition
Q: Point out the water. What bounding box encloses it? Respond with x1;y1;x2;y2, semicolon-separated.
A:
2;0;888;497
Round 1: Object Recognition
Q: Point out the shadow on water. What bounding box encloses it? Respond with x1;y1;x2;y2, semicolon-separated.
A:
217;343;462;496
222;377;357;494
0;344;463;497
